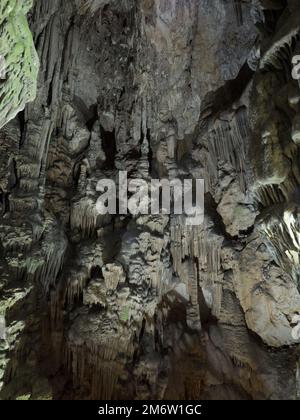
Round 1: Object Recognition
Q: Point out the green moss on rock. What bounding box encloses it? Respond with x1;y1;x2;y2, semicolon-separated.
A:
0;0;39;129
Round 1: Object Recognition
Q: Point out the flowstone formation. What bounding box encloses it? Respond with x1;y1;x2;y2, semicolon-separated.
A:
1;0;300;400
0;0;39;129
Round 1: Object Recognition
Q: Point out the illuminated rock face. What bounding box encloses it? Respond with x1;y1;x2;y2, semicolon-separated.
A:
0;0;39;129
250;2;300;282
1;0;300;401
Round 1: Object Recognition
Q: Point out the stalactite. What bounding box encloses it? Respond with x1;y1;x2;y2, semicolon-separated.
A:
233;0;243;27
65;336;135;399
65;271;89;306
205;109;249;193
9;196;38;213
261;31;299;71
170;218;222;285
254;184;285;208
49;288;63;328
102;263;126;290
170;217;223;327
70;200;99;236
40;241;66;291
258;207;300;281
186;260;201;332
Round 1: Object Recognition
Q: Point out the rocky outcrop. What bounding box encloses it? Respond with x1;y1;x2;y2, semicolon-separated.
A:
1;0;300;400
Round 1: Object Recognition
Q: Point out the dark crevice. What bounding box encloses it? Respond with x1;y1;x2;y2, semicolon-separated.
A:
263;8;287;34
18;110;27;147
47;70;55;107
239;225;254;237
100;126;116;170
0;192;10;215
90;265;102;279
146;128;153;176
86;104;98;131
200;63;254;122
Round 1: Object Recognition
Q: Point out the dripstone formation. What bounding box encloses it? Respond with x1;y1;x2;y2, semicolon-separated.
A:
1;0;300;400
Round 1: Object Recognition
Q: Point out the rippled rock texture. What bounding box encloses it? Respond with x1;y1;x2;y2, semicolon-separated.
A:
1;0;300;400
0;0;39;129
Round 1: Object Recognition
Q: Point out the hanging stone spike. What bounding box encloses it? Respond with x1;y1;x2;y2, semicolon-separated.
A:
234;0;243;26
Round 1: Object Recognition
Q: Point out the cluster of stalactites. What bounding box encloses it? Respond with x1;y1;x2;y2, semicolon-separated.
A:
65;337;134;399
259;205;300;279
205;109;249;193
170;218;222;283
170;217;223;328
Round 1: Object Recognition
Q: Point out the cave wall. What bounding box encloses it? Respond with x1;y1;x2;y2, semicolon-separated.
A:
0;0;300;400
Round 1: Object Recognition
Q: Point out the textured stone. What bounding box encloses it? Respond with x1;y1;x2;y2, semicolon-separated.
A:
1;0;300;401
0;0;39;128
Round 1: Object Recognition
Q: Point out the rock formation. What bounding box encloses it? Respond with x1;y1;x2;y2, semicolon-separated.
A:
1;0;300;400
0;0;39;129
